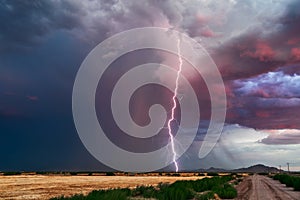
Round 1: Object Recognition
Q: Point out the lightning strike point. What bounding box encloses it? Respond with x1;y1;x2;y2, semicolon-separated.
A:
167;37;183;172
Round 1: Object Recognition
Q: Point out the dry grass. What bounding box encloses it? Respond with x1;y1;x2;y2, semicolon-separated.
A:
0;175;202;200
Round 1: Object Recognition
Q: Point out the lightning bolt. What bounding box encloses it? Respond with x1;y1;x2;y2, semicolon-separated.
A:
167;38;183;172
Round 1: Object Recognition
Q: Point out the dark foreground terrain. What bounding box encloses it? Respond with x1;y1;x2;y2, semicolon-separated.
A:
1;173;300;200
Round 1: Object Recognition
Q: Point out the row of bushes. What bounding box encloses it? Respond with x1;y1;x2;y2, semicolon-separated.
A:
2;172;22;176
36;172;115;176
1;171;224;177
51;175;237;200
273;174;300;191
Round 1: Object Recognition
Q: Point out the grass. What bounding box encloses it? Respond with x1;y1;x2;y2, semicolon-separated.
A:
105;172;115;176
273;174;300;191
196;192;214;200
212;183;237;199
51;188;131;200
132;185;156;198
206;172;219;176
51;175;237;200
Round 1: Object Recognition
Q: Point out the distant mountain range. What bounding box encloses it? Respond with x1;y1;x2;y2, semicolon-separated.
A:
231;164;280;173
195;164;281;173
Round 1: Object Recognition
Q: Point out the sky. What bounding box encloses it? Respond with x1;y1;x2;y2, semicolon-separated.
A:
1;0;300;172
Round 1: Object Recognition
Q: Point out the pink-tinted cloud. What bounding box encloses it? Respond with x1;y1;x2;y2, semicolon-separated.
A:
212;1;300;81
290;47;300;61
196;14;211;24
240;41;276;62
248;88;270;98
286;37;300;45
200;27;215;37
212;34;282;81
226;104;300;129
255;110;270;118
261;129;300;145
26;95;39;101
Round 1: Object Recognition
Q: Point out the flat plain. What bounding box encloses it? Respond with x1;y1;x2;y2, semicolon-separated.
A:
0;174;201;200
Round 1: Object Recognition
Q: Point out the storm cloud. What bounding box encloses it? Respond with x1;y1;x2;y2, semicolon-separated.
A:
1;0;300;171
260;129;300;145
0;0;84;51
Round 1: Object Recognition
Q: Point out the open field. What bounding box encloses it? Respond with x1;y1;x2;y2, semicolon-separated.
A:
0;174;202;200
2;173;299;200
51;175;237;200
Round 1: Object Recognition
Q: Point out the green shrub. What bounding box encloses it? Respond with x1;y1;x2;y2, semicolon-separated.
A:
51;194;85;200
3;172;21;176
273;174;300;191
51;174;237;200
132;185;156;198
191;176;233;192
86;189;129;200
172;173;181;177
157;184;193;200
207;172;218;176
36;171;48;175
196;192;214;200
213;183;237;199
293;178;300;191
157;182;170;191
258;172;268;176
105;172;115;176
51;189;130;200
285;177;295;187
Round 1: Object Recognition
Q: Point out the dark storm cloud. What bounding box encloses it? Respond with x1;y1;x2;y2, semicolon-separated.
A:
226;68;300;129
0;0;185;171
216;0;300;129
0;0;262;51
77;0;183;46
1;0;300;171
213;32;284;81
213;0;300;81
227;101;300;129
277;65;300;75
0;0;83;51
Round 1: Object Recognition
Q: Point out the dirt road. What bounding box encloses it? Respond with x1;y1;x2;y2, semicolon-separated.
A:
236;174;300;200
0;175;201;200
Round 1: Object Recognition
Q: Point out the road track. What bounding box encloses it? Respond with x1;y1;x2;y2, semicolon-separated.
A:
236;174;300;200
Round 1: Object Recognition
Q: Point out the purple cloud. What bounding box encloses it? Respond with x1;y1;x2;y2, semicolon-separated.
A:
234;71;300;98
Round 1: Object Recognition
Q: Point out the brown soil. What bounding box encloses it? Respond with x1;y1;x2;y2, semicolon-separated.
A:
235;174;300;200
